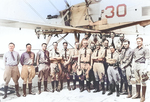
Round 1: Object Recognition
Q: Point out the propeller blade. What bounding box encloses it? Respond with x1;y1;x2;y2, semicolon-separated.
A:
64;0;70;8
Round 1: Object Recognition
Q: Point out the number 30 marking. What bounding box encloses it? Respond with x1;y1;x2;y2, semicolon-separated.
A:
105;4;126;18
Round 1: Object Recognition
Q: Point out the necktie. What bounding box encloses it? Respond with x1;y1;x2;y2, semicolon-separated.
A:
96;49;99;57
111;52;113;59
11;52;15;61
112;39;115;48
85;48;87;57
65;49;67;58
28;52;31;58
123;49;127;59
44;51;47;60
105;47;107;57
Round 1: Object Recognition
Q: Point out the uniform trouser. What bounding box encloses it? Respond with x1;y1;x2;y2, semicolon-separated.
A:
3;66;20;86
60;64;71;80
80;63;91;81
103;62;109;87
21;65;35;84
93;62;105;82
38;64;50;82
107;66;120;84
72;61;78;80
50;63;62;81
134;63;146;86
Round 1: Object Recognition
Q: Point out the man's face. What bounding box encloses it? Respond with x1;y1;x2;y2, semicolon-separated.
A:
83;40;88;48
110;47;115;53
93;34;97;39
137;39;143;47
102;36;106;39
53;43;58;49
104;40;108;47
96;45;100;50
111;33;115;39
84;34;89;39
42;44;47;51
75;43;80;49
123;42;129;49
9;44;15;52
63;43;68;49
120;36;124;40
26;45;31;52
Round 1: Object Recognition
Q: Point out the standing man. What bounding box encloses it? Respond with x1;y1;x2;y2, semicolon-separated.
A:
107;46;120;97
71;41;80;90
78;39;92;92
20;43;35;97
3;42;20;99
132;37;149;102
60;42;72;90
49;42;62;92
36;43;50;94
80;33;91;48
116;34;125;50
91;43;105;94
120;40;133;98
108;32;116;48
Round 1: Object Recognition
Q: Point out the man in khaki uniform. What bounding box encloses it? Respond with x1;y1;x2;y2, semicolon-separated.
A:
49;42;62;92
20;43;35;97
3;42;20;99
78;39;92;92
132;37;149;102
36;43;50;94
120;40;133;98
91;43;105;94
107;46;120;97
71;41;80;90
80;33;91;48
60;42;72;90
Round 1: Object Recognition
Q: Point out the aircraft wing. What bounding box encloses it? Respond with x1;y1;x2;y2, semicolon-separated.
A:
0;18;100;34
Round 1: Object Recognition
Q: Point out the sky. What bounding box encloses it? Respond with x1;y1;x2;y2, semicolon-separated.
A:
0;0;150;54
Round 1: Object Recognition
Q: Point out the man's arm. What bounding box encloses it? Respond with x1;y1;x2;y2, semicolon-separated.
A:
36;52;39;66
17;53;20;65
20;53;24;66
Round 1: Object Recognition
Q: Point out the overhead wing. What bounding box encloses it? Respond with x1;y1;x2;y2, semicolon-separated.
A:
0;18;100;34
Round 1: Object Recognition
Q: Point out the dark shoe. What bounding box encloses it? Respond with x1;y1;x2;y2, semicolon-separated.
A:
51;81;54;93
80;81;84;92
132;85;141;99
3;86;8;99
86;81;90;93
23;84;26;97
15;84;20;97
116;84;120;97
38;82;41;94
101;82;105;94
28;83;35;95
140;86;146;102
56;81;60;92
108;84;113;95
44;81;48;91
67;80;71;91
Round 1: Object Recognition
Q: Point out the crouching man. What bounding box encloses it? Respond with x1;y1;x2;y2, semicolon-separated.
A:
20;43;35;97
3;42;20;99
36;43;50;94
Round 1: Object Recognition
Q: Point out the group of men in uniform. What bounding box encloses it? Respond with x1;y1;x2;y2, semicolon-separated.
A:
2;33;149;102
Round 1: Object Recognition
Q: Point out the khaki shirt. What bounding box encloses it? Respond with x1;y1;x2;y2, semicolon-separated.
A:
49;49;61;63
106;51;119;64
133;46;150;63
60;49;71;63
121;48;133;68
36;50;49;65
78;47;92;66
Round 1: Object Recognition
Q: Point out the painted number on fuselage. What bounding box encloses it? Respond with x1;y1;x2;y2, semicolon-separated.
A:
105;4;126;18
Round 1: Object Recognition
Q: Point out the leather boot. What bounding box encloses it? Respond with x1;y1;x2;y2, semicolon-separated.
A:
112;82;116;92
108;84;113;95
3;86;8;99
15;84;20;97
80;81;84;92
140;86;146;102
101;82;105;94
51;81;54;93
127;85;132;98
44;81;48;91
60;80;63;90
120;80;123;93
28;83;35;95
132;85;141;99
116;83;120;97
67;80;71;91
38;82;41;94
86;81;90;93
22;84;26;97
93;81;100;93
56;81;60;92
72;80;76;90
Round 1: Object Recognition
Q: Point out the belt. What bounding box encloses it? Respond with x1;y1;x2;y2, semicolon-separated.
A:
108;64;118;67
80;61;90;64
24;64;33;66
6;65;17;67
94;61;103;63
